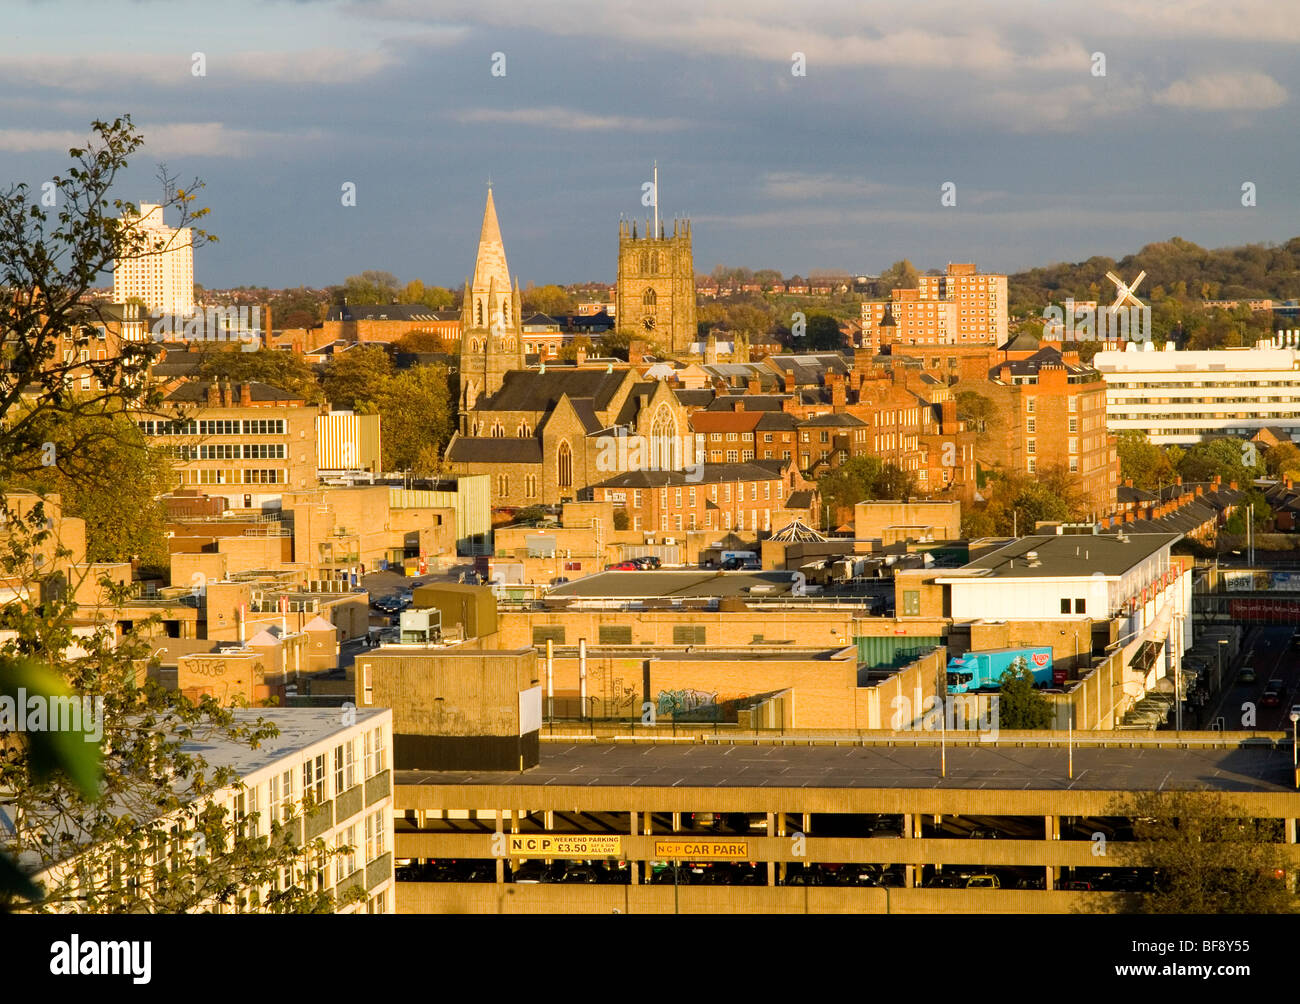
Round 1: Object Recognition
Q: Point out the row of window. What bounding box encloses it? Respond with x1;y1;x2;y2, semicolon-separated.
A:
179;469;285;485
139;419;288;436
170;443;287;460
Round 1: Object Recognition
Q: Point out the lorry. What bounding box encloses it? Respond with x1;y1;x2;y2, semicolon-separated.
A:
946;647;1054;694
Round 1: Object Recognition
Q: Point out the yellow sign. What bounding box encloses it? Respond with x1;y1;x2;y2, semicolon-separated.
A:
508;834;622;858
654;840;750;860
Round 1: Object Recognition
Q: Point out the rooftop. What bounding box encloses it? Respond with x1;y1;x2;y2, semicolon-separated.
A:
946;533;1180;579
397;741;1295;793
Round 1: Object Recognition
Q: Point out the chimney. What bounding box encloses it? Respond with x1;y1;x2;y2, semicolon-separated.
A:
1229;480;1238;491
207;382;220;407
940;399;956;431
221;380;233;408
1194;485;1203;496
575;345;587;365
831;378;846;412
1124;478;1133;488
629;339;646;365
1175;476;1182;486
733;400;745;413
747;378;760;395
1124;512;1134;523
239;382;252;407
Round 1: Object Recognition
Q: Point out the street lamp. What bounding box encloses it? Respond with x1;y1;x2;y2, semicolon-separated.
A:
1217;639;1228;696
1290;711;1299;790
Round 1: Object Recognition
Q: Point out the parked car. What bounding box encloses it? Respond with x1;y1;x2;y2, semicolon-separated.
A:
965;874;1000;889
605;561;639;571
630;555;661;569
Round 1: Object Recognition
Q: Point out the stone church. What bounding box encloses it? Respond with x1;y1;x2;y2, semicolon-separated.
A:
446;189;695;508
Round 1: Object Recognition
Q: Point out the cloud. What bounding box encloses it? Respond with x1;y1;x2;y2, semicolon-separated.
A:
1153;72;1287;110
454;106;688;131
758;172;891;201
0;122;324;157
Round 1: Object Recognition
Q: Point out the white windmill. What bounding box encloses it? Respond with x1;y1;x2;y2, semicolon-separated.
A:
1105;270;1146;313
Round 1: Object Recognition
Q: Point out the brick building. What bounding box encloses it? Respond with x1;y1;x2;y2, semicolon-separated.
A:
860;263;1008;350
138;380;321;507
590;461;817;535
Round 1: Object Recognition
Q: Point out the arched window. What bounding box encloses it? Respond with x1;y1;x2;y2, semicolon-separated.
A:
497;474;509;496
503;298;510;325
475;299;483;326
650;403;676;471
638;252;648;272
557;441;572;489
491;422;504;438
650;251;659;273
642;288;657;308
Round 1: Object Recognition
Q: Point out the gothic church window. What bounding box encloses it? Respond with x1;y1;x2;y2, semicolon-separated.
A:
557;441;572;488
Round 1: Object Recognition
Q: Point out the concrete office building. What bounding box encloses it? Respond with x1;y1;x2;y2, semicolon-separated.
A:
1095;340;1300;445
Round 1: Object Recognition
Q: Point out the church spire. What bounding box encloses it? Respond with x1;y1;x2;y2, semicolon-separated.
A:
472;186;511;294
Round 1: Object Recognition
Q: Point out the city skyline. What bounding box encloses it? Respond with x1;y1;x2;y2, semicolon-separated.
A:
0;0;1297;288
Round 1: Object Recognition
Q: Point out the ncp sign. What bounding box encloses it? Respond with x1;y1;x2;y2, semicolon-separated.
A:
508;834;622;858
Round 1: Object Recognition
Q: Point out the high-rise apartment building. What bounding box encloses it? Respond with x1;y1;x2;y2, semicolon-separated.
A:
112;202;195;315
860;263;1007;349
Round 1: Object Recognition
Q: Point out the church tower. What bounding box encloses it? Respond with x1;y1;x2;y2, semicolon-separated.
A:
459;186;525;425
615;168;696;356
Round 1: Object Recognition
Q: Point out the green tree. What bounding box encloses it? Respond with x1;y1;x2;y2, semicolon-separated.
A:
377;364;453;473
1111;790;1296;914
802;313;845;351
1177;437;1257;485
322;346;392;411
399;279;454;310
0;118;353;912
390;330;449;354
557;335;594;362
521;284;577;317
195;346;323;405
336;271;400;306
1264;441;1300;479
995;663;1054;729
19;410;173;574
955;391;995;443
597;329;631;361
817;456;916;524
267;287;326;330
1223;489;1273;533
876;259;920;294
1116;431;1176;490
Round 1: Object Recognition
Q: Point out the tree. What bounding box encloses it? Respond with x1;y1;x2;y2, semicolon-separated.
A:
19;409;173;575
1223;489;1273;534
376;364;453;473
1116;431;1176;490
336;271;399;306
196;345;323;405
390;330;449;354
399;280;454;310
803;313;845;351
1264;441;1300;479
1178;437;1257;485
267;287;326;330
612;507;630;531
817;456;916;524
1110;790;1296;914
876;259;920;294
955;391;995;443
557;335;594;362
322;346;392;412
0;116;209;486
995;663;1054;729
0;119;352;912
597;329;631;361
521;285;576;317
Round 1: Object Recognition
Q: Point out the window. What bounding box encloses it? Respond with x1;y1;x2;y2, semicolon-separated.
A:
673;625;707;645
336;824;358;884
364;808;386;862
532;625;566;646
1068;397;1077;412
1026;398;1035;414
361;664;372;705
726;450;738;463
1061;598;1071;614
902;591;920;616
1074;598;1086;614
334;741;356;794
1026;418;1035;434
364;726;386;777
599;624;632;644
302;754;326;802
1027;439;1036;455
270;768;294;822
1068;417;1078;433
557;442;572;488
1069;457;1079;473
1068;438;1077;454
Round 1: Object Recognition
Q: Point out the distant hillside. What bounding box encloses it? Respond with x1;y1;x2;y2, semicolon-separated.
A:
1008;236;1300;316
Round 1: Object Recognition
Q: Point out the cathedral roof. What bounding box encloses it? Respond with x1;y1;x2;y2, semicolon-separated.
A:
478;367;627;414
471;187;512;293
446;435;542;464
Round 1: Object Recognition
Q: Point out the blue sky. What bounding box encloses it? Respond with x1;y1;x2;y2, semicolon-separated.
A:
2;0;1297;289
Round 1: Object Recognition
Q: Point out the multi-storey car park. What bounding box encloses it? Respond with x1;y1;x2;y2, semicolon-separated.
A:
391;735;1299;913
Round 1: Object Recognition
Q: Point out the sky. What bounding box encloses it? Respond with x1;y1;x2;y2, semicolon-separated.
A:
1;0;1297;289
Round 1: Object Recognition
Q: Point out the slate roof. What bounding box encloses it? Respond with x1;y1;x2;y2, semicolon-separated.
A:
477;368;627;413
755;412;799;431
673;389;717;408
594;462;784;488
705;395;788;412
786;491;816;509
798;413;867;428
445;436;543;464
327;304;451;322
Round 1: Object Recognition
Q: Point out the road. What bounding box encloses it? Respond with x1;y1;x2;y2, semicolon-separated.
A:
1202;624;1299;733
